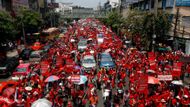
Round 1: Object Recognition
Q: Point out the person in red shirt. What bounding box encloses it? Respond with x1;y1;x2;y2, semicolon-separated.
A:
67;100;73;107
171;96;177;106
181;95;189;107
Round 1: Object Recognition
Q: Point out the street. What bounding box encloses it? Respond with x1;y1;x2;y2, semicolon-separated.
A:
1;0;190;106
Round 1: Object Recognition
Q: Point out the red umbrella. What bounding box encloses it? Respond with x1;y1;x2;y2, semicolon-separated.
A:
2;87;15;97
45;75;60;82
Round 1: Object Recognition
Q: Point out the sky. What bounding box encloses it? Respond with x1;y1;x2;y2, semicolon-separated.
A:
56;0;107;8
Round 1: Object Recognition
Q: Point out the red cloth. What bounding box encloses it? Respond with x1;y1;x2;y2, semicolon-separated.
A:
25;97;31;107
118;82;123;89
171;98;177;106
181;99;189;106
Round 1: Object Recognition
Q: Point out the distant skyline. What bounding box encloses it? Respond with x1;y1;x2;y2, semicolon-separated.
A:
56;0;107;8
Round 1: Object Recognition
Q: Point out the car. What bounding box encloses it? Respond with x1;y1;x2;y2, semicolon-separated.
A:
6;49;19;58
99;52;115;69
78;39;87;52
19;48;33;60
82;55;96;72
97;33;104;45
29;50;44;63
12;63;32;80
0;57;19;76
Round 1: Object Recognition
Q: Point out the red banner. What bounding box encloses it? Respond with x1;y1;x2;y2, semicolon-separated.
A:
136;75;148;94
71;75;80;83
56;56;63;67
172;62;182;77
40;61;49;74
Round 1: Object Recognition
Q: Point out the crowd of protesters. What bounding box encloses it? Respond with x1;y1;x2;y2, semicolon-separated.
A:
0;18;190;107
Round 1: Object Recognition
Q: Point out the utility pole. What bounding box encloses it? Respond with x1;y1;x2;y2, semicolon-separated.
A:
154;0;158;17
173;8;180;50
182;26;185;38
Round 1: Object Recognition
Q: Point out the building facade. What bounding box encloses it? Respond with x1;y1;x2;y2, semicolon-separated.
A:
55;3;72;14
122;0;190;54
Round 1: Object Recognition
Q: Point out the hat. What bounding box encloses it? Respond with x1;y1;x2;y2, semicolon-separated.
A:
33;91;38;95
161;99;166;103
184;95;188;98
176;96;180;99
59;83;63;86
130;87;134;91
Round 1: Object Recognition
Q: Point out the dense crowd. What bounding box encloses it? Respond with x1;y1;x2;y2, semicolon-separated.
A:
0;18;190;107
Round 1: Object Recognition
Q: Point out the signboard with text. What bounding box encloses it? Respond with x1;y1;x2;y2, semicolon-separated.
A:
158;75;172;81
176;0;190;6
136;75;148;95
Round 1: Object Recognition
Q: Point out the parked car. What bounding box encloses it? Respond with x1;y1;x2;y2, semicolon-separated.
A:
19;48;33;60
97;33;104;45
12;63;32;80
78;39;87;52
0;57;19;76
6;49;19;58
29;50;44;63
99;52;115;69
82;55;96;72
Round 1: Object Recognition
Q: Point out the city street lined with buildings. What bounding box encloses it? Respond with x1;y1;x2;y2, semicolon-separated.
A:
1;0;190;107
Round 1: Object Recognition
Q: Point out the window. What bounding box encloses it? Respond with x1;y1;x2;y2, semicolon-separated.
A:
176;0;190;6
166;0;174;7
16;68;27;72
0;0;2;9
162;0;166;8
182;16;190;28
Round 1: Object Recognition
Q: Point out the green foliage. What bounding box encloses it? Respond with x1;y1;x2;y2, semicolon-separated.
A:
103;10;124;33
0;10;17;42
154;12;171;41
124;9;172;50
125;9;145;35
16;8;42;33
43;11;60;28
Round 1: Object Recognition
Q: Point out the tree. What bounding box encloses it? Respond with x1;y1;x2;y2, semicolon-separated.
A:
16;8;42;34
124;9;172;51
125;9;145;35
42;11;61;28
102;10;124;34
154;12;171;43
0;10;17;42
